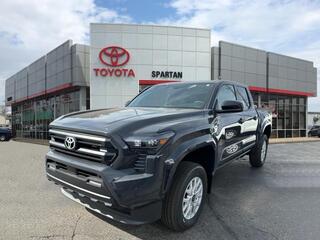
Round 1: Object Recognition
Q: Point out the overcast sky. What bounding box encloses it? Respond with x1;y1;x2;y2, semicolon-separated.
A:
0;0;319;111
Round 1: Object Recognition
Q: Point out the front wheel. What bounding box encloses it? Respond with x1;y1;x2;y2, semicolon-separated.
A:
161;161;207;231
0;135;6;141
249;134;268;168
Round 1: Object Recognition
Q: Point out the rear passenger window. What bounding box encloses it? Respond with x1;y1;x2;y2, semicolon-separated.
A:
215;85;237;110
236;86;250;110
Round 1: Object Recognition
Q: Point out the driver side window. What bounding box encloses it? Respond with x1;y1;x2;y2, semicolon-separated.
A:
215;85;237;110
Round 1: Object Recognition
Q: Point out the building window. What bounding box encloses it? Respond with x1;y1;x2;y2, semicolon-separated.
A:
250;92;307;138
11;89;81;140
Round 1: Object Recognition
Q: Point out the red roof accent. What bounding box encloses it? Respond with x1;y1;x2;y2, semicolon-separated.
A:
249;86;314;97
46;83;73;94
139;80;180;85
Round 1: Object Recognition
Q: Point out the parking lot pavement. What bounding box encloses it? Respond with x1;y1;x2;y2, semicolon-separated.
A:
1;141;320;240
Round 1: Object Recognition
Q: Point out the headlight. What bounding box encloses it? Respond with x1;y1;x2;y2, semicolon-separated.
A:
124;131;175;150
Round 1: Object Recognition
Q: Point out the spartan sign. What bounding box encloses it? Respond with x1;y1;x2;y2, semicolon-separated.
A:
99;46;130;67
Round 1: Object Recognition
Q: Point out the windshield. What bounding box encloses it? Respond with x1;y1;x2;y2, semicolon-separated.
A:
128;83;215;109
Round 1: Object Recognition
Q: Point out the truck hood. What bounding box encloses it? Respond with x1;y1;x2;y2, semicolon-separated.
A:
50;107;205;135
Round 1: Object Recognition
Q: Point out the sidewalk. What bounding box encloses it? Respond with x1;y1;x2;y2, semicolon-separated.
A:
269;137;320;144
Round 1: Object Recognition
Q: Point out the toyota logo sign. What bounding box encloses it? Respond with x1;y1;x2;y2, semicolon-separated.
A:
94;45;135;78
99;46;130;67
64;136;76;150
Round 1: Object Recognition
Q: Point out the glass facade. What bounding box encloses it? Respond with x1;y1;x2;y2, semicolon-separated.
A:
12;89;83;140
251;92;307;138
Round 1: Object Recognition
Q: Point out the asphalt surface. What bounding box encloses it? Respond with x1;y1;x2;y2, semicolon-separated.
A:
1;141;320;240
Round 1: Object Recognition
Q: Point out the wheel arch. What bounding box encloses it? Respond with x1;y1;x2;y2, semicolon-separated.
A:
263;124;272;138
164;143;216;194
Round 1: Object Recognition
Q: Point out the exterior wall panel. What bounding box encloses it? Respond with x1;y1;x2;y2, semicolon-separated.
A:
219;41;267;88
46;40;73;90
5;75;15;104
267;52;315;95
72;44;90;87
90;23;211;109
15;68;28;101
5;40;89;105
211;47;219;80
28;56;46;97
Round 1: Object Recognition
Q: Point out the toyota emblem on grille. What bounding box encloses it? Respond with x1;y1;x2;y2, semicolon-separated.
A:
99;46;130;67
64;136;76;150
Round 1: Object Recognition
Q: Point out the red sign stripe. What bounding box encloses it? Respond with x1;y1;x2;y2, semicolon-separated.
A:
249;86;314;97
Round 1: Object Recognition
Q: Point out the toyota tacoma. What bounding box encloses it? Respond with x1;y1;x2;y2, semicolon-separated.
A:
46;80;272;231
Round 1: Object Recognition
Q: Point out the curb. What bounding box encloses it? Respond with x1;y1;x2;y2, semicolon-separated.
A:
269;138;320;144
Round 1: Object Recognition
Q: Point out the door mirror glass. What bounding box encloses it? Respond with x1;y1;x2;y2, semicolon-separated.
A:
216;100;244;113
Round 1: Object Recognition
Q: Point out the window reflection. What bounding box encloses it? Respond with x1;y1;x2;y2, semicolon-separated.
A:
11;90;81;140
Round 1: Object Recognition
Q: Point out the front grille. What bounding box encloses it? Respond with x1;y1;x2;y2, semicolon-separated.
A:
49;129;118;164
47;159;101;181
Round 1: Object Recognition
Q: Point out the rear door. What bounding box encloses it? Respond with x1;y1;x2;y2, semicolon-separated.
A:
235;86;259;149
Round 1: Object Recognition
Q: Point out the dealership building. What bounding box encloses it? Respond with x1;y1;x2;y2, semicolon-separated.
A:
5;23;317;139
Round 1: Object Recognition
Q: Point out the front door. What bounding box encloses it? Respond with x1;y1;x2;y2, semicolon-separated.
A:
211;84;244;166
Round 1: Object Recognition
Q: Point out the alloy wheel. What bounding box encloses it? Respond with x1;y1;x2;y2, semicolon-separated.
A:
261;139;267;162
182;176;203;220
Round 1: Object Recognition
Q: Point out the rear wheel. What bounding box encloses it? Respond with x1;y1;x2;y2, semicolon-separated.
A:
249;134;268;168
0;135;5;141
161;161;207;231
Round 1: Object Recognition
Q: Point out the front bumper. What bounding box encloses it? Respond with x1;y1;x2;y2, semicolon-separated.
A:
59;187;161;225
46;150;162;224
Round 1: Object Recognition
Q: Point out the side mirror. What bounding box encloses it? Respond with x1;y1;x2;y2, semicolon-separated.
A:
216;100;243;113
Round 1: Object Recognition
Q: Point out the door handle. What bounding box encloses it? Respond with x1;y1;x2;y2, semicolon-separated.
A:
238;118;245;124
238;116;257;124
247;116;257;121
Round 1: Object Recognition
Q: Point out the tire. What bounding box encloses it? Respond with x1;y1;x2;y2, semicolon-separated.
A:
0;135;5;141
249;134;268;168
161;161;207;231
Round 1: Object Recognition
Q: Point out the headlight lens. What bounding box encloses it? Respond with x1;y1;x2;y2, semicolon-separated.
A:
124;131;175;150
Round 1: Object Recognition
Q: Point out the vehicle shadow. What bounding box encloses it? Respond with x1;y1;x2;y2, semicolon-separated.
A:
86;158;271;240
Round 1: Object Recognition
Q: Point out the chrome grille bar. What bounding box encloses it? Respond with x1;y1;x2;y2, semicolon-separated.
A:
49;140;106;157
49;129;107;142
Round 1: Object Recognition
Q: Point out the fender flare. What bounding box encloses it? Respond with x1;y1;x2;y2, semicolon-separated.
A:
162;135;217;194
260;112;272;138
262;122;272;138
